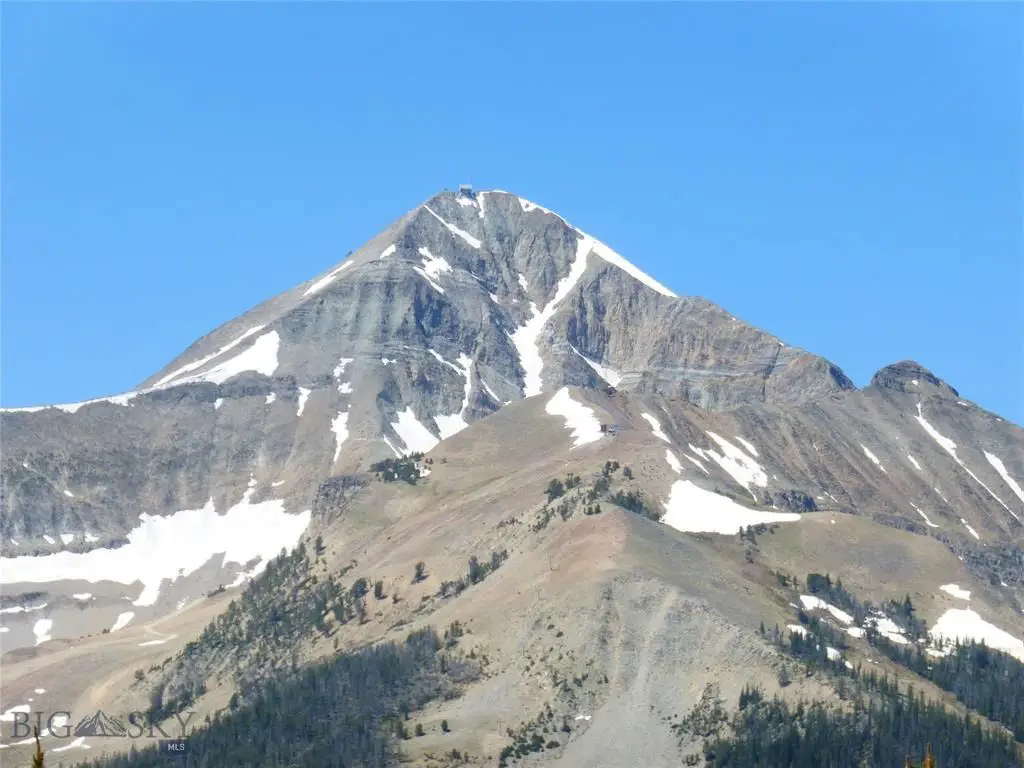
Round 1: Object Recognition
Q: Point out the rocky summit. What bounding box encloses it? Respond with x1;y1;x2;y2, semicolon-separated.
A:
2;188;1023;767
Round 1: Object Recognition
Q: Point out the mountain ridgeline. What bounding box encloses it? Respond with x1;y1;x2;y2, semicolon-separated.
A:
2;187;1023;767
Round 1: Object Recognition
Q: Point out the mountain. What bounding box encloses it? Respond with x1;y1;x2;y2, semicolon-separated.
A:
1;188;1023;766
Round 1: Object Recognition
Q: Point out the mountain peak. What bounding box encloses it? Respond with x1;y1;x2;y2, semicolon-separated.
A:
869;360;959;398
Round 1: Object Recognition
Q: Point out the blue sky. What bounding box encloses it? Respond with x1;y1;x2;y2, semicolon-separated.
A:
3;3;1021;422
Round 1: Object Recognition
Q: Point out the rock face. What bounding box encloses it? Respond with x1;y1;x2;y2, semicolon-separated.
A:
0;189;854;550
1;187;1022;635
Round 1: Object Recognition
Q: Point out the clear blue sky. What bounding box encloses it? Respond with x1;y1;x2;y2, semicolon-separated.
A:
3;3;1021;422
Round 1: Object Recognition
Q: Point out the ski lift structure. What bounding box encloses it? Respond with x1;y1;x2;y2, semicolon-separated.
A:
599;423;621;437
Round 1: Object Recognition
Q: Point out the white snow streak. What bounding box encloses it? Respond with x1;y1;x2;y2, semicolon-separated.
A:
155;325;266;387
641;413;671;443
296;387;311;417
930;609;1024;661
544;387;603;448
110;612;134;633
0;602;47;615
698;432;769;500
303;260;354;297
569;344;623;386
177;331;281;386
517;274;529;292
961;518;981;540
510;235;594;397
907;454;923;471
433;354;473;440
63;490;74;499
423;206;481;249
379;244;397;260
481;380;502;403
734;437;759;457
662;481;799;535
984;452;1024;506
940;584;971;600
799;595;854;624
414;267;446;295
72;593;92;601
0;497;311;607
265;393;276;405
915;404;1019;522
685;455;710;475
331;412;350;463
43;535;55;545
910;502;939;528
391;408;440;455
33;618;53;644
860;444;887;474
589;239;676;298
59;533;74;545
665;450;682;474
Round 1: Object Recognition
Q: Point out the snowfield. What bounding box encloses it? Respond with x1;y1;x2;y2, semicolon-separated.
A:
545;388;603;448
641;413;671;443
510;235;594;397
662;480;800;535
0;495;311;607
392;407;440;455
929;608;1024;661
303;260;353;297
690;432;768;500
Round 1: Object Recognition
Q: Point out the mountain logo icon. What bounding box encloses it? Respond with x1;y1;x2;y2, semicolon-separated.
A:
72;710;128;737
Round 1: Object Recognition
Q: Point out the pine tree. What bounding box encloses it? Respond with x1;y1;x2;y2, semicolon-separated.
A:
32;726;44;768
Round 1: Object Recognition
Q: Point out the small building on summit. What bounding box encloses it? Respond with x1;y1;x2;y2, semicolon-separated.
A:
459;184;473;197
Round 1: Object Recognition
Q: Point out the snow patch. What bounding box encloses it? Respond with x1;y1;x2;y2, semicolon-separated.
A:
110;612;134;632
73;593;92;601
568;344;623;386
510;234;593;396
665;450;682;474
414;267;446;294
960;518;981;540
589;239;677;298
43;535;55;545
423;205;481;249
545;387;602;448
0;602;47;615
392;408;440;455
379;244;396;259
860;444;887;473
303;260;354;297
734;437;759;457
52;736;90;753
176;331;281;386
60;533;74;545
906;454;922;471
915;404;1018;522
331;412;350;463
434;354;473;440
265;393;276;405
799;595;854;624
685;455;710;475
940;584;970;600
517;274;529;291
984;452;1024;506
787;624;809;637
33;618;53;645
701;432;769;500
63;490;74;498
930;608;1024;661
641;413;671;443
910;502;939;528
155;325;266;387
214;398;224;410
662;481;799;535
296;387;311;417
0;497;311;608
